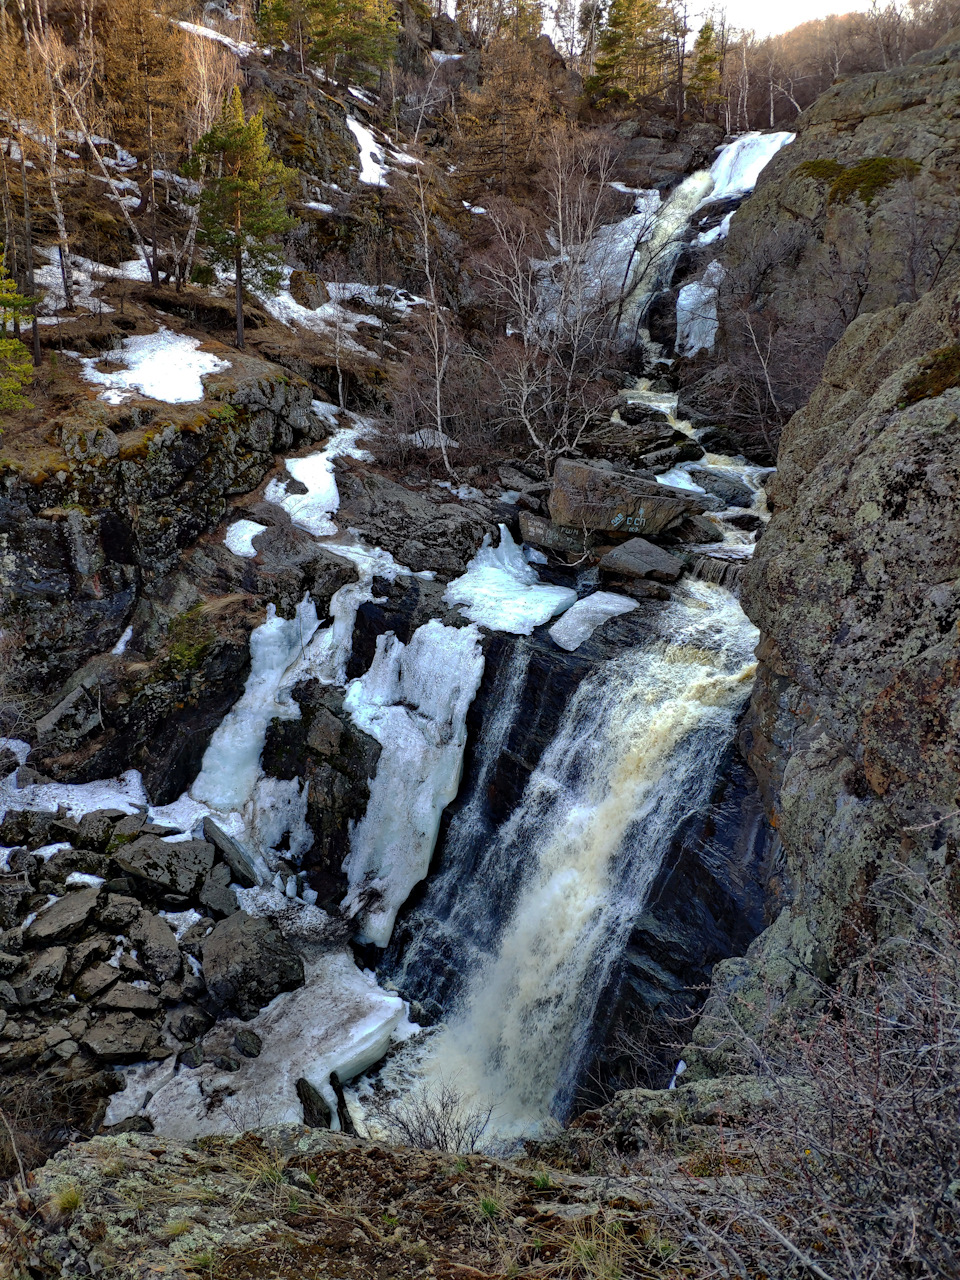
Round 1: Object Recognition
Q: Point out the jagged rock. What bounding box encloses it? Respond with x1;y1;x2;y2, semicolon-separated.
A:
666;514;723;544
97;983;160;1014
0;950;21;977
114;836;215;897
0;747;19;777
98;894;143;932
289;270;330;309
518;510;599;555
81;1014;164;1062
201;911;304;1020
198;864;238;919
76;809;127;852
131;912;181;983
24;888;100;945
0;810;54;849
599;539;683;583
548;458;710;537
74;962;119;1002
201;818;258;889
12;947;68;1004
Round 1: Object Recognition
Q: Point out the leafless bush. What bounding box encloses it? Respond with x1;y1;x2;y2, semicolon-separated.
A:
0;624;43;740
646;869;960;1279
371;1081;493;1155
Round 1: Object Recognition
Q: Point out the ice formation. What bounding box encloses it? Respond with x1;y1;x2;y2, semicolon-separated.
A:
676;259;725;356
342;620;486;947
704;130;795;203
106;950;406;1137
444;525;577;635
547;592;638;651
693;210;734;247
70;327;230;404
189;598;321;815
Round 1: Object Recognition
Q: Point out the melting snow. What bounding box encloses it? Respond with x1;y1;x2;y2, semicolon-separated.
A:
693;210;734;247
346;117;389;186
224;518;268;558
111;626;134;655
70;327;230;404
0;770;147;824
548;592;638;652
444;525;577;635
176;19;255;56
264;411;374;538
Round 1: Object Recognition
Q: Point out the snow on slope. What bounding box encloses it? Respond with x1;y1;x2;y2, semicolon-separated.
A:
70;328;230;404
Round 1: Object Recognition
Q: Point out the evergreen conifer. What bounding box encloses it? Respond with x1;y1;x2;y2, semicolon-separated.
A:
189;88;298;350
0;263;33;419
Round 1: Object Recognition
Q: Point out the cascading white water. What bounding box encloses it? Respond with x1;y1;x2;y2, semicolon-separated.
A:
407;580;758;1139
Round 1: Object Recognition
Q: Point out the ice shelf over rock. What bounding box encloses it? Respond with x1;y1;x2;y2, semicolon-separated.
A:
444;525;577;635
342;620;486;947
703;130;795;203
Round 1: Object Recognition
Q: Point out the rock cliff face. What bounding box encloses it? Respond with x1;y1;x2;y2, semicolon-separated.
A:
698;265;960;1045
686;29;960;426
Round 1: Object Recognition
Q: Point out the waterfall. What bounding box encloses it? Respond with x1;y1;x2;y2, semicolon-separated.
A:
407;581;758;1139
386;641;533;1010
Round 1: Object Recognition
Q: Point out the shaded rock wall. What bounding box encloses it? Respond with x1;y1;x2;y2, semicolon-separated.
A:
686;32;960;427
696;267;960;1052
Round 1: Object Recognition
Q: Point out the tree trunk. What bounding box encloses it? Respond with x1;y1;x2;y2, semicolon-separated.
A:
18;147;42;365
234;243;244;350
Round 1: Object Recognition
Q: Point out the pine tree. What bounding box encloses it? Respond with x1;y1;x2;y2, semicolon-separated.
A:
687;19;722;119
190;88;298;350
0;262;33;419
258;0;397;82
591;0;670;100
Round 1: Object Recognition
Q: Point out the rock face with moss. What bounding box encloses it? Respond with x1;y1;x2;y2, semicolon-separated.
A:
692;266;960;1046
687;29;960;423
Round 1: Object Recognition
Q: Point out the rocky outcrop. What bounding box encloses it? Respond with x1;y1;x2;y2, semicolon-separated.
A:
0;345;317;696
685;30;960;431
696;267;960;1055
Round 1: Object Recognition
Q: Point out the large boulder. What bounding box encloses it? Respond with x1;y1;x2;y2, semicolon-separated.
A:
114;837;215;897
24;888;100;945
201;912;304;1020
548;459;711;537
599;538;683;583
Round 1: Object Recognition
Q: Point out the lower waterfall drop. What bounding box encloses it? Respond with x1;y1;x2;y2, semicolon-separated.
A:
414;580;759;1140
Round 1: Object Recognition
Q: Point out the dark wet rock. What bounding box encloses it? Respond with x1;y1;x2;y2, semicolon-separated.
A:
599;538;683;583
201;911;304;1020
114;836;215;897
98;894;143;932
234;1028;262;1058
169;1003;213;1043
518;511;599;556
76;809;128;853
199;863;239;919
202;818;258;888
636;441;705;473
686;467;755;508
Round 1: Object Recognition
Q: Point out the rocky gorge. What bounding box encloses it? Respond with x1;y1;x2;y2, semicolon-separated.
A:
0;11;958;1279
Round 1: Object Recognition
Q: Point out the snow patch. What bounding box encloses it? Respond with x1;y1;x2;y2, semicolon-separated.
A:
346;116;389;186
111;626;134;655
70;327;230;404
224;519;267;558
0;770;147;825
176;19;255;56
